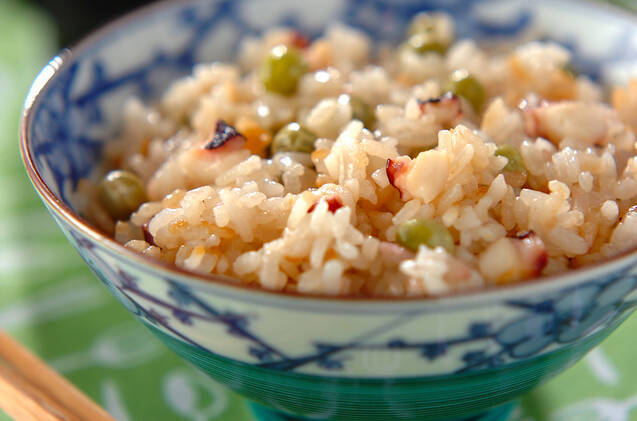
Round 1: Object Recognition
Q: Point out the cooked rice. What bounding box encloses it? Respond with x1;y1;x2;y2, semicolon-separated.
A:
95;15;637;296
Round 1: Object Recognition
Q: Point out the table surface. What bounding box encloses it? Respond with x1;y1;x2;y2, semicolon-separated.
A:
2;0;637;420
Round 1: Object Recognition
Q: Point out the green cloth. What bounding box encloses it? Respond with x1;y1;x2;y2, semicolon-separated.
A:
1;1;636;420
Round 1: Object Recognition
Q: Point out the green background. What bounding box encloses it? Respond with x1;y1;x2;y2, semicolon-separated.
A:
1;0;636;419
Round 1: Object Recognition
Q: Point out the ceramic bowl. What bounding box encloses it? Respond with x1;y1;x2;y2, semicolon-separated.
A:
20;0;637;420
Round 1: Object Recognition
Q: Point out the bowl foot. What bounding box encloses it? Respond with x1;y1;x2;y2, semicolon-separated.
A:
249;401;517;421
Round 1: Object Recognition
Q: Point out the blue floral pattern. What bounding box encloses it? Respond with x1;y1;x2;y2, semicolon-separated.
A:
62;224;637;376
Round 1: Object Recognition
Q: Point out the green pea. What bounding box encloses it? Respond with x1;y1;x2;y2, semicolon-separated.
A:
446;70;485;112
495;145;527;174
405;32;447;55
260;44;308;96
347;95;376;129
562;62;578;78
98;170;148;221
270;122;317;154
407;13;438;37
396;219;455;254
405;13;452;55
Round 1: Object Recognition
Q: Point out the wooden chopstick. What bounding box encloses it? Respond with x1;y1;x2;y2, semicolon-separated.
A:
0;330;114;421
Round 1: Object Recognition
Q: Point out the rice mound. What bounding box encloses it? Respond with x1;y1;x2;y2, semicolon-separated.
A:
94;16;637;296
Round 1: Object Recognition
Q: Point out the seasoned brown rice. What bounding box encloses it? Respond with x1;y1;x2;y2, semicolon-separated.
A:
93;14;637;296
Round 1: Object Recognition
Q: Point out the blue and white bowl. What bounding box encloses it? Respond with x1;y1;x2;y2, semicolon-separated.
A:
20;1;637;420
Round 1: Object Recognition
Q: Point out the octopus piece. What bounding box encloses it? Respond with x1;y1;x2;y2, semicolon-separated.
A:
416;92;463;128
386;156;412;200
307;195;343;214
523;101;619;147
141;222;155;245
478;231;548;284
147;120;249;200
386;148;449;203
203;119;246;150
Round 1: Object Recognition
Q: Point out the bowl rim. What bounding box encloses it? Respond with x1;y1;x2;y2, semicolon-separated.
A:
19;0;637;306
